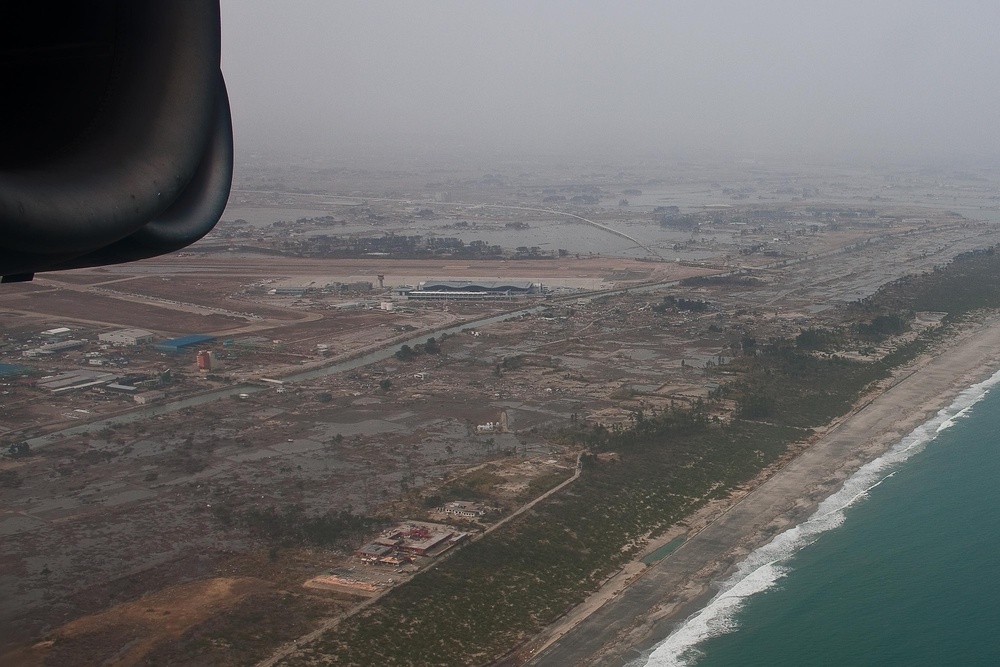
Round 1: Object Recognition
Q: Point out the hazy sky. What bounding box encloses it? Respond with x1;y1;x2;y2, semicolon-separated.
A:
220;1;1000;163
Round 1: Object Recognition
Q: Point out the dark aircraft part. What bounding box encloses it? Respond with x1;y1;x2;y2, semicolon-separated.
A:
0;1;233;281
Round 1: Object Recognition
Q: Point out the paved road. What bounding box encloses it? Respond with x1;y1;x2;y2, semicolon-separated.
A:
257;454;583;667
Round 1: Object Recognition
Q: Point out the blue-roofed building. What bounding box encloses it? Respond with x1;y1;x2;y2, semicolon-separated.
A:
153;334;216;353
0;363;29;377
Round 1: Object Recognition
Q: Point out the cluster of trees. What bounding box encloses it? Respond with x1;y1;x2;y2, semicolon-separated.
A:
285;233;506;260
854;314;908;339
514;245;570;259
724;336;883;428
213;504;389;548
5;441;30;457
852;243;1000;318
735;391;776;420
394;336;441;361
658;213;701;230
297;244;1000;666
497;355;523;372
429;468;506;504
493;353;562;376
566;400;711;452
312;392;803;664
795;327;843;351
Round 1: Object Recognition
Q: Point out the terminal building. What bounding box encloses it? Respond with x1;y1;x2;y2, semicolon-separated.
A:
403;280;540;301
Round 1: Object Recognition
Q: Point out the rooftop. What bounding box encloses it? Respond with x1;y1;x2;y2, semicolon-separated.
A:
154;334;216;350
418;280;534;292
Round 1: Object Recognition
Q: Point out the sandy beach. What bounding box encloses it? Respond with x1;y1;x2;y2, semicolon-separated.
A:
511;313;1000;667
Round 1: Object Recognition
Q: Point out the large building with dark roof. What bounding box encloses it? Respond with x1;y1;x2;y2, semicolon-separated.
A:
405;279;539;301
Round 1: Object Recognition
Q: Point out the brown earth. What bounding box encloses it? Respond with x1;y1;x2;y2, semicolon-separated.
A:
0;290;247;334
110;275;304;321
122;254;709;282
1;577;259;667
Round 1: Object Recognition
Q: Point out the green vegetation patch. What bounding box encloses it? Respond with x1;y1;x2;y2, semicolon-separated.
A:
435;467;507;503
294;412;800;665
282;244;1000;666
520;470;574;501
144;591;331;667
214;505;390;549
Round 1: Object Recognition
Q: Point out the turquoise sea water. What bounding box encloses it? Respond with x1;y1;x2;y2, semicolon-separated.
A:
638;370;1000;667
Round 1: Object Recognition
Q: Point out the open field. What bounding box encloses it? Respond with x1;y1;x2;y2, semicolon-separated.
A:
0;288;249;334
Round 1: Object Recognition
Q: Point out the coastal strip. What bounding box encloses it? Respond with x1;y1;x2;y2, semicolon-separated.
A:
521;314;1000;667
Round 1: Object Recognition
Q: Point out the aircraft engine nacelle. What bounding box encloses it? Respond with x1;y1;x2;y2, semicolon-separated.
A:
0;1;233;282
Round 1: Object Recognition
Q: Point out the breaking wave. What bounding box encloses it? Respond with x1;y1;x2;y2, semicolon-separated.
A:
634;367;1000;667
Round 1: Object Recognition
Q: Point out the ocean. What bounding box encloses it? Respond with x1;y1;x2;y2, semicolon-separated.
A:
635;369;1000;667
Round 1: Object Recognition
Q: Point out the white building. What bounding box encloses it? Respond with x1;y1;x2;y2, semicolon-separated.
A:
23;340;86;357
41;327;72;337
99;328;155;346
134;390;165;404
442;501;487;517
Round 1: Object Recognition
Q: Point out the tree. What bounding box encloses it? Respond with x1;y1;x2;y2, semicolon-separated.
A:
736;392;775;420
379;379;392;392
6;441;30;457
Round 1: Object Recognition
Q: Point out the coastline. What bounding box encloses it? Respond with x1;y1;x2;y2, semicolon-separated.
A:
518;313;1000;667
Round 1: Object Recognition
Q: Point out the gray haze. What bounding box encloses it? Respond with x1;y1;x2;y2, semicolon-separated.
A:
220;1;1000;163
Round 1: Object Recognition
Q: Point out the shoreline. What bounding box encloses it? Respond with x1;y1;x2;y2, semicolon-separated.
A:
518;313;1000;667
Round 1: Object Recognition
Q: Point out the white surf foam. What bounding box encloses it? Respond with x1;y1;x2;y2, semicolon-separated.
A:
633;367;1000;667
